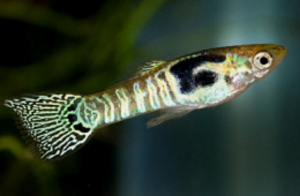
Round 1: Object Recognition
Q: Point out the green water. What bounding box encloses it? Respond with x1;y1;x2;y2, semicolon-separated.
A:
0;0;299;195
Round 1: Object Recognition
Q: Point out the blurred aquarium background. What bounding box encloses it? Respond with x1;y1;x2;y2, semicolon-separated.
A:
0;0;299;195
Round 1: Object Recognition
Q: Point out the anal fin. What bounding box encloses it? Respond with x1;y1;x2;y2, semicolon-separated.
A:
146;107;195;128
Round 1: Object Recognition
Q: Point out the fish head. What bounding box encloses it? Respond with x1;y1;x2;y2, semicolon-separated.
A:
222;44;287;91
248;44;287;81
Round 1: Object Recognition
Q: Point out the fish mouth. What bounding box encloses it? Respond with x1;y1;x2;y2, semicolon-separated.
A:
270;45;287;65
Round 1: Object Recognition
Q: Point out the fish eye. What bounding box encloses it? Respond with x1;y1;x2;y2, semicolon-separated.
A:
254;52;273;69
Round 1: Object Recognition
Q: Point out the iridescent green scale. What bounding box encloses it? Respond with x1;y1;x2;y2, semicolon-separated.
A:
4;44;287;160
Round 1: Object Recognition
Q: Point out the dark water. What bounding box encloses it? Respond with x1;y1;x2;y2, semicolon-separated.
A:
0;0;299;195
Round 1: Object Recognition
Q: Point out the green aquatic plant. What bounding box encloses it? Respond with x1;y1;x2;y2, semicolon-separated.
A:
0;0;167;195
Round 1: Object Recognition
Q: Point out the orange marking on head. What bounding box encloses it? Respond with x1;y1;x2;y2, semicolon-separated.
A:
227;54;232;61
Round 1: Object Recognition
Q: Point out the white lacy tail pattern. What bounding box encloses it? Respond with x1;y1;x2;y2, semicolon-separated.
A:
4;94;95;160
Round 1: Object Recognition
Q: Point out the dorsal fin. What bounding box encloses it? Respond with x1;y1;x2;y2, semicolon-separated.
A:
135;60;166;77
107;60;166;89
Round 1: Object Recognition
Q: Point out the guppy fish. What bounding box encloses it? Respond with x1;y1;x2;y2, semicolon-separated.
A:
4;44;287;160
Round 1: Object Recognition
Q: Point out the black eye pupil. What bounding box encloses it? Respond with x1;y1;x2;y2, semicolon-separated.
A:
260;57;269;65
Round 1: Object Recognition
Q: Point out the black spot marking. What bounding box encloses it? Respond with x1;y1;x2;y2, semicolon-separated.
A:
157;71;166;80
195;71;218;87
170;54;225;94
74;123;90;133
67;104;77;111
67;114;77;124
225;75;232;84
67;98;81;111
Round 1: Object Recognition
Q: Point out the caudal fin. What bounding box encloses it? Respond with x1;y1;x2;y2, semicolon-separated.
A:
4;94;95;160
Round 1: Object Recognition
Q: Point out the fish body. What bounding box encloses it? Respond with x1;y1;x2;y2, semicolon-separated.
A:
4;44;287;160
